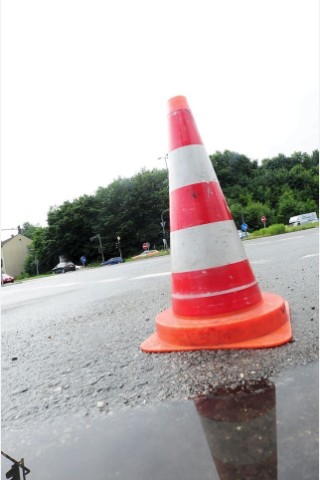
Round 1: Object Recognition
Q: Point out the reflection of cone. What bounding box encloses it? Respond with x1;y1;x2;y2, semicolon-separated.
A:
140;95;292;352
194;381;277;480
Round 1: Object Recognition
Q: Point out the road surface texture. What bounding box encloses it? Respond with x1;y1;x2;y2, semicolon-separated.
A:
1;228;319;432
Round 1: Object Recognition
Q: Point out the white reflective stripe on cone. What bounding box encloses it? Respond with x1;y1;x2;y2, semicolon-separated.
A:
171;220;247;273
169;144;218;192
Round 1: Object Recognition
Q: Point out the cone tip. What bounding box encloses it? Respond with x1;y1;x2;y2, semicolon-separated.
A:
168;95;189;114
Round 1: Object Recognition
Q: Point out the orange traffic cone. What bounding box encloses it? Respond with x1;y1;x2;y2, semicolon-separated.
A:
140;95;292;352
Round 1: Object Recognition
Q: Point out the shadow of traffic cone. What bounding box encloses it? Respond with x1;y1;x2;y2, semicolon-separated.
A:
194;380;278;479
140;95;292;352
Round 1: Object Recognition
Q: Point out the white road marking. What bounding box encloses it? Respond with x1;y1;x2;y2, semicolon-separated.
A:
246;241;272;246
250;260;271;265
246;235;305;247
132;272;171;280
94;278;126;283
279;236;305;241
2;282;83;293
301;254;319;259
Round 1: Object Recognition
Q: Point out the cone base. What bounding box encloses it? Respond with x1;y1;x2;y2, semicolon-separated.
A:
140;292;292;352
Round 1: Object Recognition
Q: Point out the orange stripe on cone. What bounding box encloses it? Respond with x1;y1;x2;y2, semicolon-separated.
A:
140;96;292;352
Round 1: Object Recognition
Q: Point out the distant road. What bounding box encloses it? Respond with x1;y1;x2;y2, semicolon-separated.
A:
1;228;318;430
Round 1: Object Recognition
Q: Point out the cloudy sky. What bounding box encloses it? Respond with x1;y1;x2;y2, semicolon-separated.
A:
1;0;319;238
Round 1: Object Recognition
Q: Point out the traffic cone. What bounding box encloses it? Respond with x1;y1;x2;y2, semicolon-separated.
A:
140;95;292;352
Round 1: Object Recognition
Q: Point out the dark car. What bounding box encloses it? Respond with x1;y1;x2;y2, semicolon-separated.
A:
1;273;15;284
52;262;76;274
101;257;123;266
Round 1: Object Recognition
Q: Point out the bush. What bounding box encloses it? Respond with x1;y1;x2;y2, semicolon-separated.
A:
15;272;30;280
250;224;286;238
265;224;286;235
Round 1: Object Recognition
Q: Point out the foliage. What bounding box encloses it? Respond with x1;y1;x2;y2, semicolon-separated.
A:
22;150;318;273
45;194;101;264
94;169;169;257
285;222;319;232
249;222;318;239
20;222;42;239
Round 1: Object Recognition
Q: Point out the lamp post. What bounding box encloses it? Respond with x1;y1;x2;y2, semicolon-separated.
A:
158;154;168;171
161;208;169;252
117;236;122;259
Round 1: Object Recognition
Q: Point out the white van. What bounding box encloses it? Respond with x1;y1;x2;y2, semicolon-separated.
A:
288;212;318;226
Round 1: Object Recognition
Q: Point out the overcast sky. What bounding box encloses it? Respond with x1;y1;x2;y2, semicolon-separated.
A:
1;0;319;239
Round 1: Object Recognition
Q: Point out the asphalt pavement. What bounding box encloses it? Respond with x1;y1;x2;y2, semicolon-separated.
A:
1;228;319;432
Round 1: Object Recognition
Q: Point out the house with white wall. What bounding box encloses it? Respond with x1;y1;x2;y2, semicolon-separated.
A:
1;234;32;277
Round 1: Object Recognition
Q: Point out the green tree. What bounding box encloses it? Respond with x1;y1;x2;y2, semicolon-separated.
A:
243;202;275;231
276;189;303;224
95;169;169;257
210;150;259;203
23;149;318;271
24;227;51;275
45;194;100;264
20;222;42;239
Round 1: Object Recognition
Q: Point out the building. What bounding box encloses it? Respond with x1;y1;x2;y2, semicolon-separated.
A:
1;234;32;277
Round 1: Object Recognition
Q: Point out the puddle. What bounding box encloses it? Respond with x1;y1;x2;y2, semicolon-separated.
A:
1;362;318;480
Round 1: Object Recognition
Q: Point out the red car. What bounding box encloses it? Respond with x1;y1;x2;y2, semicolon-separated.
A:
1;273;14;284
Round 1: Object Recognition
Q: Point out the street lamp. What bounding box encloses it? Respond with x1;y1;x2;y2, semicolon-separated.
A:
161;209;169;253
34;258;39;275
158;154;168;171
117;236;123;259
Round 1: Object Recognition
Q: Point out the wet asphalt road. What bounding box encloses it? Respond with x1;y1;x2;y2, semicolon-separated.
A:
1;228;319;431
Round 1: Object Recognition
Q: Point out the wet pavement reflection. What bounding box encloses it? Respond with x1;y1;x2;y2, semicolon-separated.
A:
1;362;318;480
195;379;277;479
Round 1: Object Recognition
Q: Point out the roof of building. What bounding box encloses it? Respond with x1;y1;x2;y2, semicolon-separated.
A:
1;233;32;247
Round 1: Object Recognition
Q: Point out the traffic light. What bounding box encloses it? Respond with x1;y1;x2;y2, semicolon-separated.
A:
6;462;20;480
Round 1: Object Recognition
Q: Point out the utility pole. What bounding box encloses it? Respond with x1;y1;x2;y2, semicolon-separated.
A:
90;234;105;263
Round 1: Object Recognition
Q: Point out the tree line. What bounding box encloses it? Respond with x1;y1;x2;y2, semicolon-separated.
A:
22;149;318;275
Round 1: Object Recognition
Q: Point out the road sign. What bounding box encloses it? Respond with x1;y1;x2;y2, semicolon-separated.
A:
241;223;248;232
142;242;150;251
80;256;87;265
261;216;267;223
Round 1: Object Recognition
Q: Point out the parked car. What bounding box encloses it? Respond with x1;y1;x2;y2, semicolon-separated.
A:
52;261;76;274
101;257;123;266
1;273;14;284
132;250;160;260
